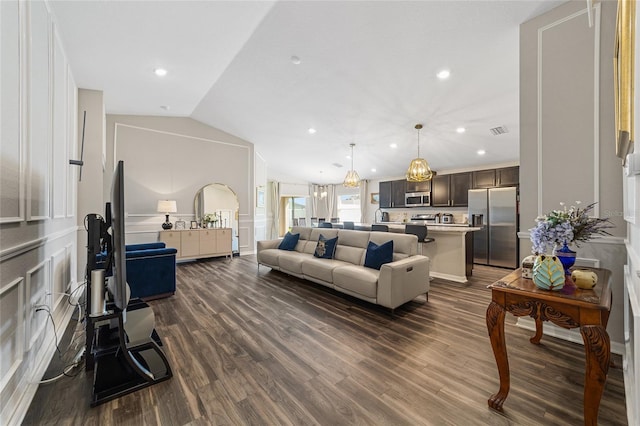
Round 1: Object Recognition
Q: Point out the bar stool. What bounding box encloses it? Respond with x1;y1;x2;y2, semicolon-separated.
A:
318;222;333;228
343;221;355;230
371;224;389;232
404;224;434;255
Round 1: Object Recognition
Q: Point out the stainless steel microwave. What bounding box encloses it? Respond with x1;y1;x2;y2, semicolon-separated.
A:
405;192;431;207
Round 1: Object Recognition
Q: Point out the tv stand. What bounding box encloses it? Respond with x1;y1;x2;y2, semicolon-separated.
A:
90;299;172;406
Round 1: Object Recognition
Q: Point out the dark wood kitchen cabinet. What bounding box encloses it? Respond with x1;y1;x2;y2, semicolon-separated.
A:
378;180;405;207
379;181;392;208
391;179;406;207
431;175;451;207
450;172;472;206
497;167;519;187
473;169;496;188
405;180;431;193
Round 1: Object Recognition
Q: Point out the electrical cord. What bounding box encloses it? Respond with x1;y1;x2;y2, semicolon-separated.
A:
34;304;86;384
35;306;62;358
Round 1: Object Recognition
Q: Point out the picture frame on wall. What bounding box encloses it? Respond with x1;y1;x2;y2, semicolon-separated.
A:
190;220;198;229
256;186;265;208
175;220;186;230
370;192;380;204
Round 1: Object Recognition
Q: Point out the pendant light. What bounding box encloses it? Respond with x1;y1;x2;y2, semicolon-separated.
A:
343;143;360;188
406;124;434;182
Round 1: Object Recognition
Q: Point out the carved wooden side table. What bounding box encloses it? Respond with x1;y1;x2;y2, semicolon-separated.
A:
486;267;611;426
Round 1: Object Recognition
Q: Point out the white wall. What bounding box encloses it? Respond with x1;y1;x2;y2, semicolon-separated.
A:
0;1;79;423
519;1;625;349
105;115;256;254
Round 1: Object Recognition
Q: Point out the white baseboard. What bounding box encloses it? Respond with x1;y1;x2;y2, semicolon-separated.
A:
430;271;467;283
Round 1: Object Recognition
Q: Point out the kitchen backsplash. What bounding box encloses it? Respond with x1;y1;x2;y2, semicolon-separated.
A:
383;207;469;224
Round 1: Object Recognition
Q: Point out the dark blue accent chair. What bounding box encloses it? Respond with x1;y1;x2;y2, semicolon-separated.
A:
97;242;177;300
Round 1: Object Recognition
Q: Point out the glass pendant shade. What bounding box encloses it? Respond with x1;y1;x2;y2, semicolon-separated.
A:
343;143;360;188
406;124;434;182
343;169;360;188
406;158;434;182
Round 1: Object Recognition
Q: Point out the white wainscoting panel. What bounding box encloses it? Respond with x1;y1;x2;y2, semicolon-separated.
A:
26;259;50;350
51;28;67;219
27;0;51;221
0;0;24;223
0;278;24;394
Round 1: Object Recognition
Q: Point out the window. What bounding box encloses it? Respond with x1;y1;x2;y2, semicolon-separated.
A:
337;193;360;223
283;197;306;231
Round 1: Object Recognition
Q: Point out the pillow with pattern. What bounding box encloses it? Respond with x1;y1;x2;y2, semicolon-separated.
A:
314;234;338;259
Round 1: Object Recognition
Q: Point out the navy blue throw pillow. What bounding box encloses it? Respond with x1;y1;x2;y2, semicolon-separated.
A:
364;240;394;270
314;234;338;259
278;232;300;251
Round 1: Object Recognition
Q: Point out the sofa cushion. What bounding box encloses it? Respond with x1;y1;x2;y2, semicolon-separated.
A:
278;251;313;275
278;232;300;250
334;230;369;265
258;248;281;268
364;240;394;270
333;264;379;299
314;234;338;259
302;257;345;282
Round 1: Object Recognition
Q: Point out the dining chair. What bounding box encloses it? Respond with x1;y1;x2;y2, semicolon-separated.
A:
371;224;389;232
343;221;355;230
318;222;333;228
298;218;306;226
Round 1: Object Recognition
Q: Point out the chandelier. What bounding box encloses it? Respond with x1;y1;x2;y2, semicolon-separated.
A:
406;124;434;182
343;143;360;188
313;185;328;199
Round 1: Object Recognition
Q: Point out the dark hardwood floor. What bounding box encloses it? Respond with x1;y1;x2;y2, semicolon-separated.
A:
24;256;627;425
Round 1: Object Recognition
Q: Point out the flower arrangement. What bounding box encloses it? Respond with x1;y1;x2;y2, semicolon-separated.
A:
203;212;218;223
529;202;613;254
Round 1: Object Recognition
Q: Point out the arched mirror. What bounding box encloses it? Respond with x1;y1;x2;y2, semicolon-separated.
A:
194;183;239;254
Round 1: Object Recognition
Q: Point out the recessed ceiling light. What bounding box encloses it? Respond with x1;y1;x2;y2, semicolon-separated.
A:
154;68;167;77
390;143;398;148
160;105;170;110
437;69;450;80
371;168;377;172
345;155;351;160
477;149;486;155
308;128;316;134
456;127;466;133
291;55;301;65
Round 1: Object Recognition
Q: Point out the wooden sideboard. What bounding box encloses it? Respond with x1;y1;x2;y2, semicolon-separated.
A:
159;228;232;261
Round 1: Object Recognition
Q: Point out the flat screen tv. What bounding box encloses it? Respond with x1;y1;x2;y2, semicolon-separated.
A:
107;160;130;311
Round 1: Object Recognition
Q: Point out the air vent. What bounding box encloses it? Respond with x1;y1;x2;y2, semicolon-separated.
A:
332;163;343;168
489;125;509;136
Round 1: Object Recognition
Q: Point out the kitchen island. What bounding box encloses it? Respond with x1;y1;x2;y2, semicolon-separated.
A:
379;223;480;283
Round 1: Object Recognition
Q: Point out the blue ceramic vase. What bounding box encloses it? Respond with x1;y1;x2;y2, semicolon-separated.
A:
554;242;576;276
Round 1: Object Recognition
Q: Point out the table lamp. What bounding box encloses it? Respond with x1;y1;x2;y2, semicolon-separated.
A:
157;200;177;230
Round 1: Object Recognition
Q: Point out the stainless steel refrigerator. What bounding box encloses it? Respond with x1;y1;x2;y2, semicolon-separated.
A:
468;187;518;268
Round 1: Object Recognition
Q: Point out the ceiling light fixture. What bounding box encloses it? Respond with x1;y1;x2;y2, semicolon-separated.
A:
314;185;328;199
456;127;466;133
477;149;486;155
291;55;301;65
390;143;398;149
371;168;377;172
154;68;167;77
308;128;316;134
343;143;360;188
406;124;434;182
437;69;450;80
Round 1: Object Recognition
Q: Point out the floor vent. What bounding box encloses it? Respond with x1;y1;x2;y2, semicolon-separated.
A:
490;125;509;135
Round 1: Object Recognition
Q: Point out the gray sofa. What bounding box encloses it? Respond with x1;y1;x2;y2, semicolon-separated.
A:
257;226;430;313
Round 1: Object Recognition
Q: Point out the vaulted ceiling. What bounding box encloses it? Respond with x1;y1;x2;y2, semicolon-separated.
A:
50;0;567;184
